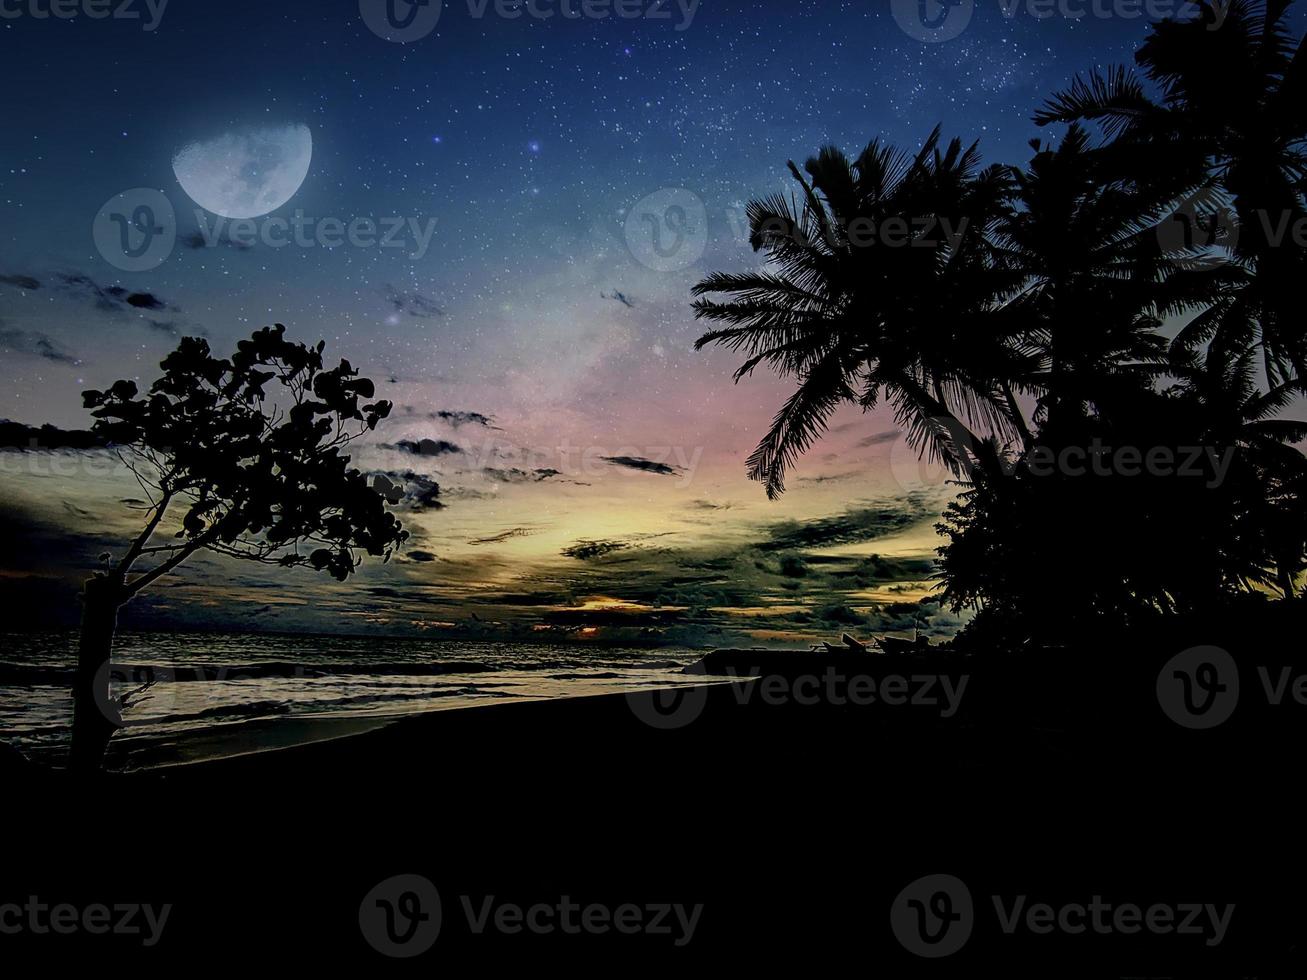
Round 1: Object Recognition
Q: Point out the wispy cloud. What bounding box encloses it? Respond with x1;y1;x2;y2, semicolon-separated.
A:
601;455;682;476
383;284;443;319
0;273;41;291
433;410;498;429
0;326;80;365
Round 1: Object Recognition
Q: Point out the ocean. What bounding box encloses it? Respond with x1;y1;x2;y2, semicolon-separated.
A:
0;631;711;769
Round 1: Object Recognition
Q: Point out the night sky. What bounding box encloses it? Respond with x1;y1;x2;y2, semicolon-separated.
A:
4;1;1300;642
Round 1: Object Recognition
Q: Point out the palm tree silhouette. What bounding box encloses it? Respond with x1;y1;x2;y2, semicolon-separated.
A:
1034;0;1307;383
694;3;1307;641
693;127;1028;498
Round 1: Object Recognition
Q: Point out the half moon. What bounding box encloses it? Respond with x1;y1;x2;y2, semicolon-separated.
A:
173;124;313;219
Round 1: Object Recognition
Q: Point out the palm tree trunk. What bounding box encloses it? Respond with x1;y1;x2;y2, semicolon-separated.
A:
69;575;124;773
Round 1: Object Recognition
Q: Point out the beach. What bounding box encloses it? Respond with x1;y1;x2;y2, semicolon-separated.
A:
8;616;1304;969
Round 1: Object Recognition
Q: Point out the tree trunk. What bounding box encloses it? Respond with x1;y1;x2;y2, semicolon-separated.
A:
70;575;124;773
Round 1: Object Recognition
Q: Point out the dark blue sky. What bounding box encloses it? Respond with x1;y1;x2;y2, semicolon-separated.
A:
6;0;1283;426
4;1;1302;638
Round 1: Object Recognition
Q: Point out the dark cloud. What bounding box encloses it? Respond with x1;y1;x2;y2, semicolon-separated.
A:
405;550;438;563
55;273;178;316
484;467;561;483
688;499;733;511
797;472;859;485
0;419;108;449
601;455;682;477
469;527;535;545
561;539;630;560
0;273;41;290
385;438;462;457
601;290;635;308
760;502;929;552
434;410;498;429
856;430;901;448
542;605;683;628
0;328;80;366
384;284;443;319
371;470;444;511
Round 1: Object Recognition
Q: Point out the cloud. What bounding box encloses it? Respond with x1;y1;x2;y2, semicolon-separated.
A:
384;284;443;319
0;328;80;366
385;438;462;457
0;423;108;452
0;419;108;449
469;527;536;545
687;499;734;511
601;290;635;308
797;472;859;485
561;539;631;560
0;273;41;290
601;455;682;477
434;410;498;429
405;550;438;563
371;470;444;511
484;467;562;483
760;502;930;552
856;430;901;448
55;273;179;316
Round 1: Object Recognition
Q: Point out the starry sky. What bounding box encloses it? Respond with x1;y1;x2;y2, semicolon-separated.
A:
3;1;1301;643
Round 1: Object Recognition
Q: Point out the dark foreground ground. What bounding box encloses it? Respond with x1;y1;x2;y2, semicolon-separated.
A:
7;608;1306;973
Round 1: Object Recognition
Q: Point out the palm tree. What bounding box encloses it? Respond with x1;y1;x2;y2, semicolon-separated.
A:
1034;0;1307;382
1170;343;1307;595
693;127;1028;498
991;126;1179;434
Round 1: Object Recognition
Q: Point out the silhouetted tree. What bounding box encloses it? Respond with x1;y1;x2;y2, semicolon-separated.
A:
695;4;1307;646
72;325;408;771
693;127;1029;498
1035;0;1307;382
